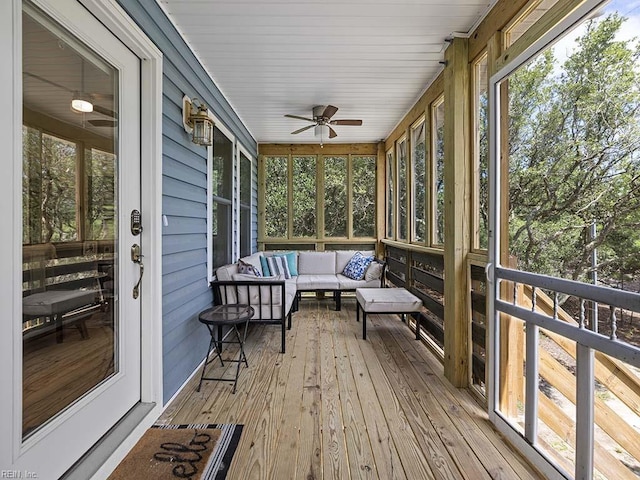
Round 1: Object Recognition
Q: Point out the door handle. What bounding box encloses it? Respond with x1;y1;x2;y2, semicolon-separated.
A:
131;243;144;299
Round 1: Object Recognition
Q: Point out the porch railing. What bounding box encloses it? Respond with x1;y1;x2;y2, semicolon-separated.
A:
495;266;640;480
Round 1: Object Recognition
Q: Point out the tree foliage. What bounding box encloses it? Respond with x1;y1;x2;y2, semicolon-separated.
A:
263;154;377;239
507;14;640;286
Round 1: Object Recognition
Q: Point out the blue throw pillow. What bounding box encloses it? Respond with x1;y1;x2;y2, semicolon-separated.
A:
275;251;298;276
342;252;374;280
260;255;271;276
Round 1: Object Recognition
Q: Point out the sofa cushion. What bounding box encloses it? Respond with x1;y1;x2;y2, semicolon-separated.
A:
298;251;336;275
336;274;380;290
232;274;285;304
240;252;265;276
231;274;296;320
336;250;375;273
267;256;291;279
342;252;374;280
296;274;339;290
238;259;262;276
216;263;238;281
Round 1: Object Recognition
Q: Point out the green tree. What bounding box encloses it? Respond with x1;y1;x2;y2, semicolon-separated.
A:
508;14;640;286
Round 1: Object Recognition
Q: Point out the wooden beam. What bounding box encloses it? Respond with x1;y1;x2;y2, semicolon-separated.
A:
258;143;377;156
496;0;586;72
385;74;443;152
468;0;530;61
443;37;471;387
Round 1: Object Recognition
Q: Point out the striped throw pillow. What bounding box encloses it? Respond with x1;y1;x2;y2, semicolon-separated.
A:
266;255;291;279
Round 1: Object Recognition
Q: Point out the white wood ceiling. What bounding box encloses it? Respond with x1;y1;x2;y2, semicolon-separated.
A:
158;0;496;144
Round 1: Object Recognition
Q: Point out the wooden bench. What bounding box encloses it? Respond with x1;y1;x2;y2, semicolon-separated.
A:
355;287;423;340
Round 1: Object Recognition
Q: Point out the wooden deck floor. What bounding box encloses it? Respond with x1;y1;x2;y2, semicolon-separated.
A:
159;297;539;480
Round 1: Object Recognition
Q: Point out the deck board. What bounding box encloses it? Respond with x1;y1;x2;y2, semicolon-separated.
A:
159;297;539;479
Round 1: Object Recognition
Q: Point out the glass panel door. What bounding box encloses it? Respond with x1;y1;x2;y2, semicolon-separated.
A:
17;1;141;476
22;1;120;439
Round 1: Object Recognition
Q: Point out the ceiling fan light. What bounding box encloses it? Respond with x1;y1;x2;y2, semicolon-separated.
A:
71;93;93;113
314;124;329;137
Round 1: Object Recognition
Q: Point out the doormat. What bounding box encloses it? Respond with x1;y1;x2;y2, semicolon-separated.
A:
108;423;243;480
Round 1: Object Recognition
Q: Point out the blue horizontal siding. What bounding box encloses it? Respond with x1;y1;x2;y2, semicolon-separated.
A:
119;0;258;404
163;250;207;276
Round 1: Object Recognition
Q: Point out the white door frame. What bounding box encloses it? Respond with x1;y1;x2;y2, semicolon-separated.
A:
486;0;605;478
0;0;163;476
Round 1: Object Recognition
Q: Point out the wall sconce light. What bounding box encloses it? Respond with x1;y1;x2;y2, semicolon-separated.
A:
183;96;214;146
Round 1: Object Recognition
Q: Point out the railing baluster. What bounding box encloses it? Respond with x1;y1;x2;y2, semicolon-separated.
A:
531;286;537;311
513;281;518;305
553;292;558;320
575;343;595;480
580;299;586;329
610;306;617;341
525;322;539;445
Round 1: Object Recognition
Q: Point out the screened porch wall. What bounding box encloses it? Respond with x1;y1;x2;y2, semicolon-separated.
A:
258;143;383;254
118;0;258;404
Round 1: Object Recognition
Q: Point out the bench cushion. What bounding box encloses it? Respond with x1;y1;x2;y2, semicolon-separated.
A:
23;290;96;317
356;288;422;313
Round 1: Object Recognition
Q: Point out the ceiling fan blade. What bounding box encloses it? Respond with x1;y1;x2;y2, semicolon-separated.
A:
328;126;338;139
88;119;117;127
91;92;114;100
284;114;315;122
322;105;338;119
93;105;118;119
291;124;315;135
330;119;363;126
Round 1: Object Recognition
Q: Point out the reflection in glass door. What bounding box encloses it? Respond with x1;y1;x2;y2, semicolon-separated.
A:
22;3;120;438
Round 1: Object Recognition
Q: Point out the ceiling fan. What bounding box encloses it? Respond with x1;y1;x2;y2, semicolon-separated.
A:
285;105;362;139
23;71;117;127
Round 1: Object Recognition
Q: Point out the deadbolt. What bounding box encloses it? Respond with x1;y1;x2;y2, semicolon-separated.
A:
131;209;143;235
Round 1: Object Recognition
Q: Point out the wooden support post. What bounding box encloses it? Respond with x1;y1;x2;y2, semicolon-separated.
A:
257;154;266;250
443;37;471;387
376;141;386;257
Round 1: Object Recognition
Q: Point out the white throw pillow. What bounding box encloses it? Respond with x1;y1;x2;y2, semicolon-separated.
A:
365;261;384;281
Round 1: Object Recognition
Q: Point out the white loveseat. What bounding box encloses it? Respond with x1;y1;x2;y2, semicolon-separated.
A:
212;250;385;352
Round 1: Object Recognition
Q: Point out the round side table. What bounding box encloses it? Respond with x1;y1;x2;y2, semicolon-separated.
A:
197;304;254;394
